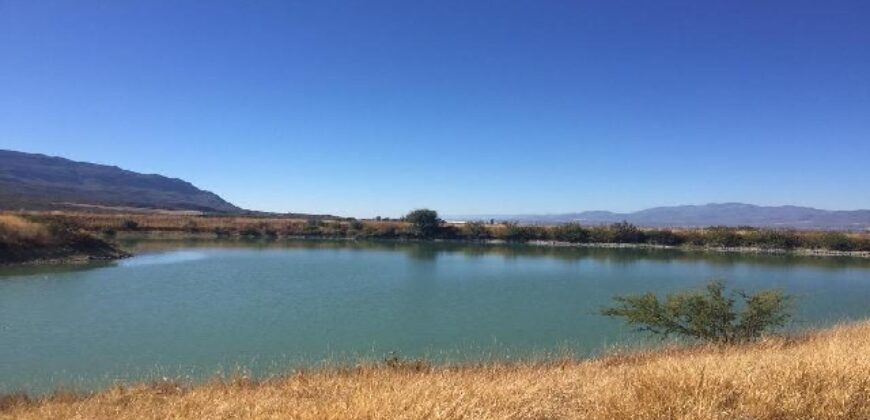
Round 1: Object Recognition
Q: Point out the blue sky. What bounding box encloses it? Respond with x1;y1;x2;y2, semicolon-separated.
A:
1;1;868;217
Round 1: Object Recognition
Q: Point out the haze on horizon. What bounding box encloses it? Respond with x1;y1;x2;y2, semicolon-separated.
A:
2;1;868;218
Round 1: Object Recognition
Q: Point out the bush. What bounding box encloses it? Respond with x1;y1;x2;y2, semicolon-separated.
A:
609;221;645;243
645;229;684;246
601;280;791;344
462;221;490;240
404;209;442;238
705;227;744;248
500;222;547;242
552;223;590;243
812;232;856;251
303;219;323;234
745;229;801;250
588;226;614;243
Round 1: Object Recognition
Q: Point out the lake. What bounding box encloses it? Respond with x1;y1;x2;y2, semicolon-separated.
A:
2;240;869;393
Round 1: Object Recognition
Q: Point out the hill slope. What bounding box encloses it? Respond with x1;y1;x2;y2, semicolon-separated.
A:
452;203;870;230
0;150;240;213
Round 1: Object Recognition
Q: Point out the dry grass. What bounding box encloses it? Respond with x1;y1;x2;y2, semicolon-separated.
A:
3;322;869;419
0;214;50;245
23;212;317;232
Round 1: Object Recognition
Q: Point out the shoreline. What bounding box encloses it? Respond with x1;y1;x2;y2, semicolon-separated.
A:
523;239;870;258
0;252;130;267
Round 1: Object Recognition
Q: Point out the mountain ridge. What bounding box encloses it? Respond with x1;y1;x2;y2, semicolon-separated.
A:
448;203;870;230
0;149;241;213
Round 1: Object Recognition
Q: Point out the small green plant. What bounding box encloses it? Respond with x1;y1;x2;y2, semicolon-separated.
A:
601;280;792;344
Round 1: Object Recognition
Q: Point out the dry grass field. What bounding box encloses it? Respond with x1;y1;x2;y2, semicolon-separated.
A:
3;321;869;419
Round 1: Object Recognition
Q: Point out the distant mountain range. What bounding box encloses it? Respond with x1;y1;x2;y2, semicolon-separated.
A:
0;150;241;213
449;203;870;230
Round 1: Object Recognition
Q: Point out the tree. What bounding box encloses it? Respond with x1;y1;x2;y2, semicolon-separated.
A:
610;221;645;243
404;209;442;238
601;280;791;344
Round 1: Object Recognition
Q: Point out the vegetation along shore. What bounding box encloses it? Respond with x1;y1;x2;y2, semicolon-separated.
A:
2;320;868;419
0;214;127;265
2;209;868;265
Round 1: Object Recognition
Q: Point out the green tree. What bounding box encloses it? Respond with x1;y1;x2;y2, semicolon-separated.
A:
601;280;791;344
404;209;442;238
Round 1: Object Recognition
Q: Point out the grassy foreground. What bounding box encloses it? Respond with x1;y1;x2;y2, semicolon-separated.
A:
3;322;869;419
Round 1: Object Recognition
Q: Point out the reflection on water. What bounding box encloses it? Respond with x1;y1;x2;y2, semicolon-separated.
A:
119;238;870;271
119;250;209;267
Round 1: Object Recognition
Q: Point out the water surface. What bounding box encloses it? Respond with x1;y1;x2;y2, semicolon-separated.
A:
2;240;869;393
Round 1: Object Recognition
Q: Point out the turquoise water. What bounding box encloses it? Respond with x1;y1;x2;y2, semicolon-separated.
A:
1;240;869;393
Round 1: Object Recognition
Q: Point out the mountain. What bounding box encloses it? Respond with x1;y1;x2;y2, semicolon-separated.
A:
449;203;870;230
0;150;241;213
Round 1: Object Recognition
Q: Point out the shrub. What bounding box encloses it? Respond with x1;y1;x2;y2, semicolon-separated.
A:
609;221;645;243
813;232;856;251
303;219;322;234
500;222;547;242
462;221;490;240
645;229;684;246
705;227;744;248
745;229;801;250
602;280;791;344
588;226;615;243
404;209;442;238
552;223;590;243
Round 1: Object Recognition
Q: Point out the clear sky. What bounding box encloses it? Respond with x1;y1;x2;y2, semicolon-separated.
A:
1;1;868;217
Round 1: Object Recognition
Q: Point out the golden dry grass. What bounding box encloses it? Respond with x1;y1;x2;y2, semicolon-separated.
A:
0;214;49;244
3;322;869;419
